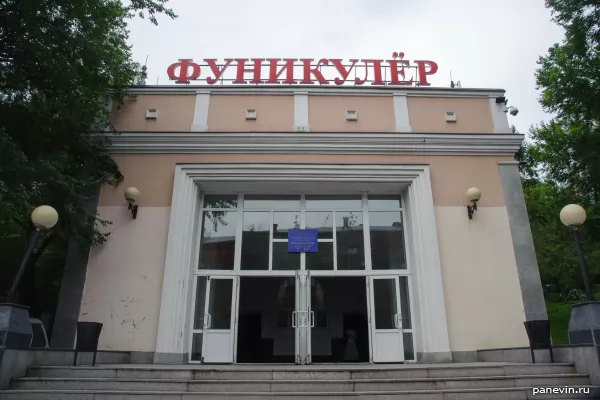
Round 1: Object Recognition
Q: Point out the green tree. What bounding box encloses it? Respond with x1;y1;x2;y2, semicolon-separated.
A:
0;0;176;310
517;0;600;299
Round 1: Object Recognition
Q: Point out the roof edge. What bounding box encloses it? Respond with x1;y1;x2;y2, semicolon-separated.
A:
124;85;506;98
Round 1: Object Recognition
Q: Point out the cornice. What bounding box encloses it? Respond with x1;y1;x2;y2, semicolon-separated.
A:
104;132;524;156
124;85;505;98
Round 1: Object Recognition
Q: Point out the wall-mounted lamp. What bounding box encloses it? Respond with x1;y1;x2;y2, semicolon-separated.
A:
466;187;481;219
124;187;141;219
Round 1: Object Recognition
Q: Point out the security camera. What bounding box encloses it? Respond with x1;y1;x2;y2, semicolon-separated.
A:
504;106;519;116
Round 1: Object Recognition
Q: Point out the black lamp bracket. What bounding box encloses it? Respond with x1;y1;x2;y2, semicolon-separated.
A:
128;201;138;219
467;202;478;219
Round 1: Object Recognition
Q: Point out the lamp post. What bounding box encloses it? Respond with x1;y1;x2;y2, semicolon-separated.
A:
6;205;59;303
559;204;599;349
559;204;594;302
1;205;58;349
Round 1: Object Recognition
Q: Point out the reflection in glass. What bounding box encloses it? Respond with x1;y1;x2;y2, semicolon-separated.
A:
306;195;362;210
368;195;402;209
370;211;407;270
311;278;327;327
203;195;238;208
306;242;334;270
273;212;301;239
199;211;237;270
277;278;295;327
243;195;300;209
193;277;207;329
207;279;233;329
403;332;414;360
373;279;398;329
273;242;300;270
306;212;333;239
399;276;412;329
336;211;365;270
241;212;270;270
191;333;203;361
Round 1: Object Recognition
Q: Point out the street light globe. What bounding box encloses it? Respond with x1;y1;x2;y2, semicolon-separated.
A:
466;187;482;202
31;205;59;229
124;187;141;202
560;204;587;227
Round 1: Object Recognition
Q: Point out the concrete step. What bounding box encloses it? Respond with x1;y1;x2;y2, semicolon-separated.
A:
26;363;577;381
2;387;600;400
10;374;591;392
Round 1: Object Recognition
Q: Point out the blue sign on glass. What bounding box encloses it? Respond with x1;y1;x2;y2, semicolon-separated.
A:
288;229;318;253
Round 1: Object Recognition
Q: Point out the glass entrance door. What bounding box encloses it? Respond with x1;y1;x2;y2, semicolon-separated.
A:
194;276;238;363
369;276;405;363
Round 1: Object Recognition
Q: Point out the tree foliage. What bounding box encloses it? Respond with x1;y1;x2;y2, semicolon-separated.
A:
0;0;175;306
518;0;600;299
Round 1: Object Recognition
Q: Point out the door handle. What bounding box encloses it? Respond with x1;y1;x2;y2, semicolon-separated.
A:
310;311;315;328
292;311;297;328
206;313;212;329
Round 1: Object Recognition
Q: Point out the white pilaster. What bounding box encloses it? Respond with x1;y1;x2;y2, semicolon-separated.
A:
293;92;310;132
489;97;511;133
155;166;198;361
413;167;451;356
191;90;210;132
393;93;412;132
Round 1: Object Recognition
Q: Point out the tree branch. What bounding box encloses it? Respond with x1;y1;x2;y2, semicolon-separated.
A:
12;217;29;232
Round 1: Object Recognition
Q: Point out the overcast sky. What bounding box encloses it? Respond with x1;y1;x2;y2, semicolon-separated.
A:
127;0;563;134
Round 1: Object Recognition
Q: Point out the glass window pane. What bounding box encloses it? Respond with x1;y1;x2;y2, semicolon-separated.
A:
199;211;237;270
306;195;362;210
203;195;238;208
403;332;414;360
370;211;407;270
373;279;398;329
191;333;203;361
193;277;207;330
336;211;365;270
368;195;401;209
241;212;270;270
273;242;300;270
273;212;301;239
207;279;233;329
306;212;333;239
306;242;334;270
399;276;412;329
243;195;300;209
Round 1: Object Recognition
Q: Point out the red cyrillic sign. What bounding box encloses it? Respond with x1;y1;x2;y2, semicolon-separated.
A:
166;53;438;86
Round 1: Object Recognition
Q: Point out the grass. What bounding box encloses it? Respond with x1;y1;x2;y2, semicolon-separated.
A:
546;301;576;344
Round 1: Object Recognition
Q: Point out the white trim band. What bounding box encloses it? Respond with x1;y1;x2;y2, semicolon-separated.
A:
107;132;524;156
127;85;505;99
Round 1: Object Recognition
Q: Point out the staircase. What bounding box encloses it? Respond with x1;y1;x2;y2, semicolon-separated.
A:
2;362;599;399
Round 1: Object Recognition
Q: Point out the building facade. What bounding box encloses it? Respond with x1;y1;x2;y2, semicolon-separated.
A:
72;84;546;365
